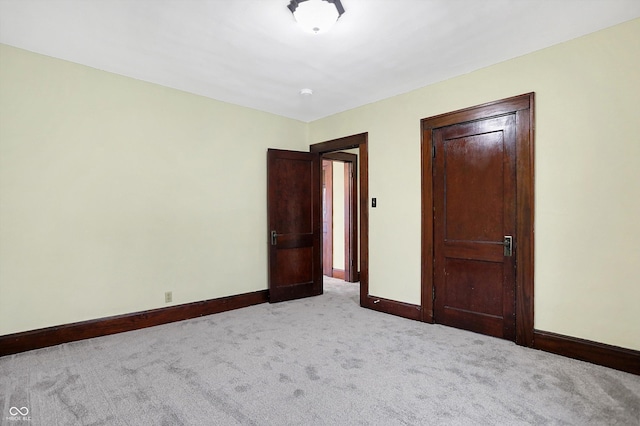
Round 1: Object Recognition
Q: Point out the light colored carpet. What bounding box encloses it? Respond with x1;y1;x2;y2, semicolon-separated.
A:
1;276;639;425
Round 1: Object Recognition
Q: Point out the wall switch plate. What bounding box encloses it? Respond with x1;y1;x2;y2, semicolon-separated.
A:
165;291;172;303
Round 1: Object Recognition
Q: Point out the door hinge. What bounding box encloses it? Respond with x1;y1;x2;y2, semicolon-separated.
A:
432;145;436;158
432;285;435;301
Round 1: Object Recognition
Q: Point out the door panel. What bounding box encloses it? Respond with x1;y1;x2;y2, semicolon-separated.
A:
444;131;504;242
433;115;516;340
274;247;313;284
444;259;504;316
267;149;322;303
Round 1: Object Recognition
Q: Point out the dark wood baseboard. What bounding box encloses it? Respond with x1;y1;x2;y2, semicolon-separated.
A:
332;268;345;280
362;295;422;321
0;290;269;357
534;330;640;375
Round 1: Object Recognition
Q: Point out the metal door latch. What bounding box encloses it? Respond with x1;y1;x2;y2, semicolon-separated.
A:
504;236;513;257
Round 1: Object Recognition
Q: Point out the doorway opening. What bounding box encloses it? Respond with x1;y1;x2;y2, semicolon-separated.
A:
310;133;369;306
322;152;358;283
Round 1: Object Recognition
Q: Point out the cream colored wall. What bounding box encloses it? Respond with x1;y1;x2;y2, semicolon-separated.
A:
309;19;640;351
2;19;639;351
0;44;307;335
332;162;345;269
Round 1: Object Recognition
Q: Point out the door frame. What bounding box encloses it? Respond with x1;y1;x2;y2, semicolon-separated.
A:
421;93;535;347
310;133;369;305
323;152;358;282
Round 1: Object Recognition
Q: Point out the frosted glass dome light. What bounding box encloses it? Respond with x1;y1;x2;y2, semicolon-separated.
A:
288;0;345;34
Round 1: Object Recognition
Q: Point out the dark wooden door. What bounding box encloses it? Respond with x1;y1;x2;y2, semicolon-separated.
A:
267;149;322;302
433;114;516;340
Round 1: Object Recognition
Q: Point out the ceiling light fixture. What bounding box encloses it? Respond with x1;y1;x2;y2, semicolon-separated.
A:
288;0;345;34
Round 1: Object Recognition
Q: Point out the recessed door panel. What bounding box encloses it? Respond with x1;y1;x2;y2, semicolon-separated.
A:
443;258;503;317
444;132;504;242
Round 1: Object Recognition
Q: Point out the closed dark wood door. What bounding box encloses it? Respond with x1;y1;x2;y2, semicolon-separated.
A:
433;114;516;340
267;149;322;302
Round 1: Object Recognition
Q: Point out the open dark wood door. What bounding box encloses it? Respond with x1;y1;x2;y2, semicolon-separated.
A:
433;114;517;340
267;149;322;303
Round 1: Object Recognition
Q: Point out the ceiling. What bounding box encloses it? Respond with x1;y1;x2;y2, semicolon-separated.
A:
1;0;639;122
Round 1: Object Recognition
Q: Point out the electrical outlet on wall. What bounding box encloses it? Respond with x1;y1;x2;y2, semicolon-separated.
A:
165;291;172;303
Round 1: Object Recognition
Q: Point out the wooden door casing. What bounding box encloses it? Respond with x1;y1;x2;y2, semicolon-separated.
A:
421;93;534;347
323;152;359;283
433;115;516;340
310;133;369;306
